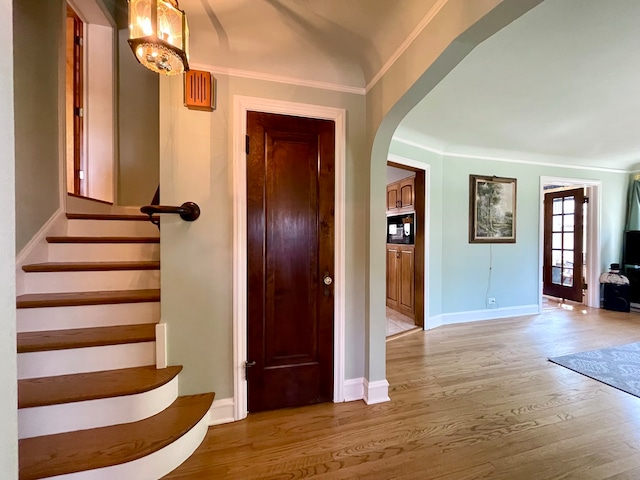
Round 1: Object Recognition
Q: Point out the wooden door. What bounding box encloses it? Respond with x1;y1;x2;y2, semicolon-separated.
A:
543;188;584;302
386;245;400;308
398;246;415;318
66;5;83;196
246;111;335;412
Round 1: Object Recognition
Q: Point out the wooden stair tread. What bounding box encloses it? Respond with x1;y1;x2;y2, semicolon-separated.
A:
22;261;160;272
16;289;160;308
19;393;214;480
46;236;159;243
18;365;182;408
17;324;156;353
66;213;157;221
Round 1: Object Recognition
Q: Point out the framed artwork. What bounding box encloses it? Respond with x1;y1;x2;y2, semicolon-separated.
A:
469;175;517;243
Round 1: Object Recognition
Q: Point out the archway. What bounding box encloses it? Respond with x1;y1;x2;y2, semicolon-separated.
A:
364;0;545;402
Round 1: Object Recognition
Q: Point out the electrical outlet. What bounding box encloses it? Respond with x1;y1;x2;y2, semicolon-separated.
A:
488;297;497;308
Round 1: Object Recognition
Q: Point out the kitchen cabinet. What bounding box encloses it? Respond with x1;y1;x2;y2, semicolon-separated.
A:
387;176;415;214
386;244;415;319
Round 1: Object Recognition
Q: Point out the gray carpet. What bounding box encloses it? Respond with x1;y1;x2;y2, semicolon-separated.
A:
549;342;640;398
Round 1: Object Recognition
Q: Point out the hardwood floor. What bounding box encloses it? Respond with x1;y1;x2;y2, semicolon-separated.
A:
165;306;640;479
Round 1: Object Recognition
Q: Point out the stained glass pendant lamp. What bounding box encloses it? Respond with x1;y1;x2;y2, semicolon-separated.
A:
128;0;190;75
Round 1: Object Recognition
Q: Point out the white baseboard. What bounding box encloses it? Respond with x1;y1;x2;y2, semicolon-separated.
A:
208;397;235;426
15;208;65;295
425;314;444;330
343;377;364;402
440;304;540;326
363;378;390;405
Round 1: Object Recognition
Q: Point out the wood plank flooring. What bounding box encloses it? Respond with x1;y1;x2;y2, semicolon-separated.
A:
165;305;640;479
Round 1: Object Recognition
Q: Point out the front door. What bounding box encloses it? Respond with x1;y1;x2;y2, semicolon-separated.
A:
543;187;585;302
246;111;335;412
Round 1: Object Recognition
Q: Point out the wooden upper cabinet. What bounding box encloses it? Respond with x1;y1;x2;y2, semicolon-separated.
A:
387;176;415;214
387;183;399;211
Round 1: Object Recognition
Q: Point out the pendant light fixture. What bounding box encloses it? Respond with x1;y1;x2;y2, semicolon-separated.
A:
128;0;190;75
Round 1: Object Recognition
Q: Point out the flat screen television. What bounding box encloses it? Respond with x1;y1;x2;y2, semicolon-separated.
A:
625;231;640;266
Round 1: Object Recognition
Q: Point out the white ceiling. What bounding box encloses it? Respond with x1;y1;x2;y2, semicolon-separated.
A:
182;0;438;89
179;0;640;171
396;0;640;171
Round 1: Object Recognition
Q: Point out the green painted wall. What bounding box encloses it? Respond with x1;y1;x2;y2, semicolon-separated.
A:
13;0;63;252
159;74;367;396
389;139;628;318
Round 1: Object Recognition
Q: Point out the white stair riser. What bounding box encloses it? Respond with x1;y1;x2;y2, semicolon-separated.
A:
23;270;160;294
59;413;209;480
67;219;159;237
48;243;160;262
18;343;155;379
19;376;178;439
17;303;160;332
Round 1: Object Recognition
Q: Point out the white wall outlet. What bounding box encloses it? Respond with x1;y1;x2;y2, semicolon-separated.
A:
488;298;497;308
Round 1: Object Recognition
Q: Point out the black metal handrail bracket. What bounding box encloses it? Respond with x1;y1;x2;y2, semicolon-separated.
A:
140;201;200;227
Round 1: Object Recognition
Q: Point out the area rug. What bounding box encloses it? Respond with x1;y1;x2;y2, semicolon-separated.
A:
548;342;640;398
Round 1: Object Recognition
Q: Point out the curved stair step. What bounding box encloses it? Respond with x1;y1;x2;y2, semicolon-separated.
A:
17;289;161;309
46;236;160;244
18;366;182;439
19;365;182;408
17;324;156;353
23;261;160;272
19;393;215;480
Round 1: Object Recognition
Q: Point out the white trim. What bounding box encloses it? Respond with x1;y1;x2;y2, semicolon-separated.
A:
15;209;65;296
207;397;235;426
191;62;364;95
392;136;631;174
155;323;167;369
232;96;347;420
439;304;540;326
343;377;365;402
539;177;601;309
363;379;390;405
387;154;430;331
365;0;449;93
426;314;443;330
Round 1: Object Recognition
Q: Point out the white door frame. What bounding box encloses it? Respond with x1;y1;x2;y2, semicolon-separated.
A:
232;95;346;421
539;176;601;309
387;154;430;329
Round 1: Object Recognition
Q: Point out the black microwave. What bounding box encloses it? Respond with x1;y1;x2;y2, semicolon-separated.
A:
387;213;414;244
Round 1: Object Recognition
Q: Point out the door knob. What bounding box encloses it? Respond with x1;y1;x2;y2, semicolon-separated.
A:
323;272;333;297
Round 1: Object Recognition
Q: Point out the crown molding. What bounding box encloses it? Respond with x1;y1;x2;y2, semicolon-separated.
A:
365;0;450;93
189;62;365;95
391;135;631;174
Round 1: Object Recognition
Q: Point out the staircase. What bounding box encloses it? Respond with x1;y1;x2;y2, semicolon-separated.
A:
16;210;213;479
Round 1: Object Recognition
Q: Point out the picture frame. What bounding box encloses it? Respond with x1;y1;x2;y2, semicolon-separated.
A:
469;175;517;243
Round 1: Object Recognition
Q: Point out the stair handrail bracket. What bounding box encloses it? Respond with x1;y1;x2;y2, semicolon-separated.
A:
140;202;201;225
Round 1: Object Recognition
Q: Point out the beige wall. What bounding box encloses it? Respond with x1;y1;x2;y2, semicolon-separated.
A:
13;0;64;252
2;0;17;475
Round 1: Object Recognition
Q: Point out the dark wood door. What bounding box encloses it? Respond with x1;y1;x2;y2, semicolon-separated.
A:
543;188;584;302
246;111;335;412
